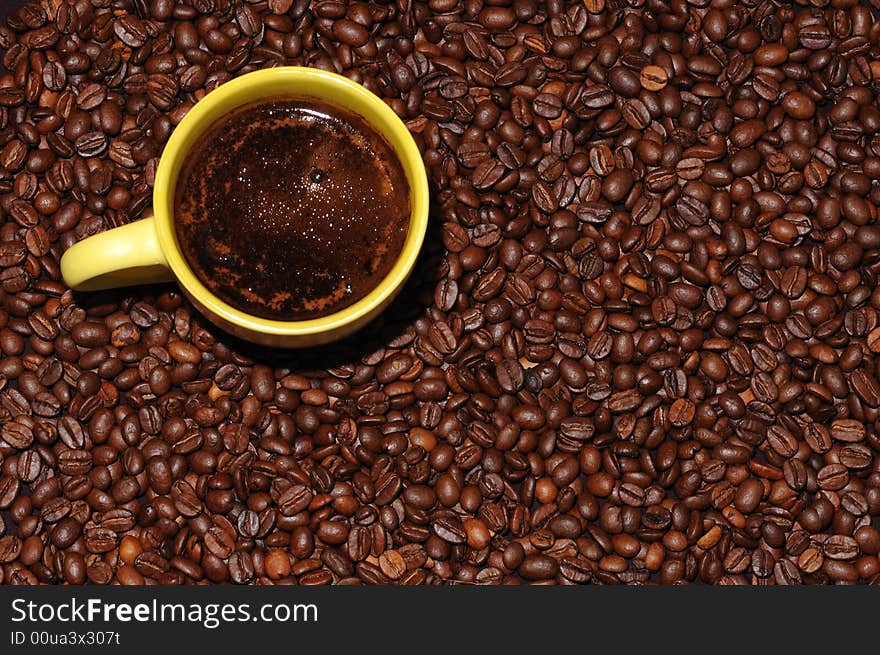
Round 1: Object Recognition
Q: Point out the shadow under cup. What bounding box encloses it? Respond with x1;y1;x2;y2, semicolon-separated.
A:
153;67;429;347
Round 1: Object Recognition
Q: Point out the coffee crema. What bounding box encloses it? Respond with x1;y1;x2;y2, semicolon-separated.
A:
174;97;411;321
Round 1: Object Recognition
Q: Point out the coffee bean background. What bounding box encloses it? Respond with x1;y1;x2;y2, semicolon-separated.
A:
1;0;880;586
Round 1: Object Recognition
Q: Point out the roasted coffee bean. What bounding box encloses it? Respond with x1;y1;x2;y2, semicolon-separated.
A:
581;85;614;109
74;132;108;158
640;66;668;91
518;554;558;580
114;16;148;48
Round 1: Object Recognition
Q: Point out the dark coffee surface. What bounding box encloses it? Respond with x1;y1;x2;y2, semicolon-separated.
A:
174;97;410;320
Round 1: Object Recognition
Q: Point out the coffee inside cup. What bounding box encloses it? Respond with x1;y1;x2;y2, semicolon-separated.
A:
173;96;411;321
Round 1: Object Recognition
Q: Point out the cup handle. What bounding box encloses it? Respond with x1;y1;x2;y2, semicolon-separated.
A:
60;213;174;291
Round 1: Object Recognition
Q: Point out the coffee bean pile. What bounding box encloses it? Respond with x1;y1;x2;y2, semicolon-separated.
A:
2;0;880;585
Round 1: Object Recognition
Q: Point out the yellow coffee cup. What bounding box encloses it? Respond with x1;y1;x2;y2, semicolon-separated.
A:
60;67;429;348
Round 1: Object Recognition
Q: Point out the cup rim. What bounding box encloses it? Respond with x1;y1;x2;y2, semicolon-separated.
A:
152;66;429;337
